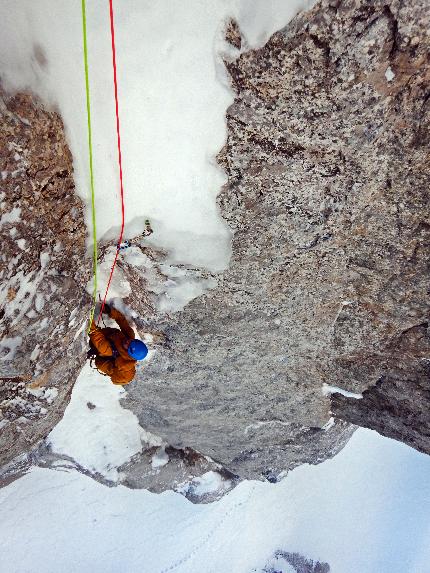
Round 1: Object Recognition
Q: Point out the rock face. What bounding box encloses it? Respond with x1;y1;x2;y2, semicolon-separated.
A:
1;0;428;486
331;322;430;454
0;91;89;467
125;0;429;477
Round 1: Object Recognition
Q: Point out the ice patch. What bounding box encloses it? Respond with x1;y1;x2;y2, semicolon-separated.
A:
40;252;50;268
322;384;363;399
177;471;231;498
30;345;40;362
385;66;395;82
0;336;22;362
322;416;335;430
151;446;169;469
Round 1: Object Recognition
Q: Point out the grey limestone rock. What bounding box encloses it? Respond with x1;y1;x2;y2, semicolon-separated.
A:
125;0;430;476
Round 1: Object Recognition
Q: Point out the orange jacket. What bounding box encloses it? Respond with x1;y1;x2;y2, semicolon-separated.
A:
89;308;137;385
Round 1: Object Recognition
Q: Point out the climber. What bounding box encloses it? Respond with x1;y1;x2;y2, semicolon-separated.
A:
88;304;148;385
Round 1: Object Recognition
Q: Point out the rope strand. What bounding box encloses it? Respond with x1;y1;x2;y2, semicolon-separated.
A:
96;0;126;324
81;0;98;330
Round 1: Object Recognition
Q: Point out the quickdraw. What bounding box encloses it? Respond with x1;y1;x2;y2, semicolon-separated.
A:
117;219;153;251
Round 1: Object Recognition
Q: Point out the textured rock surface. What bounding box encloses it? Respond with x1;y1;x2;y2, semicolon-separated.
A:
261;551;330;573
331;323;430;454
0;90;90;467
124;0;429;477
0;90;228;494
2;0;429;489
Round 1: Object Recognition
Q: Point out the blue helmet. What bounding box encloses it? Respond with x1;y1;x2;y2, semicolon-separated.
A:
127;339;148;361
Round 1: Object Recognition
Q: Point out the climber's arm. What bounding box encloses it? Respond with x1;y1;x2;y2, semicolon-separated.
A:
110;308;135;340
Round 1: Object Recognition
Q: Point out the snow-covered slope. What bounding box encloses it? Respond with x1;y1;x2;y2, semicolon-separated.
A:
1;429;429;573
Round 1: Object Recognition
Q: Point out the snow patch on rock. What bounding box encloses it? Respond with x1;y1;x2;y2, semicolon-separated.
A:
48;363;148;481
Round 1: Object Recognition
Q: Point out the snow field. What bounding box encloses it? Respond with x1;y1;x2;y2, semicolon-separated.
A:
47;363;146;481
1;429;430;573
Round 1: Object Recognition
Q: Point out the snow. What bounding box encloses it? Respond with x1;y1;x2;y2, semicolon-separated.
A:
0;336;22;362
38;317;50;330
322;383;363;399
120;246;217;314
34;293;45;313
86;246;132;300
183;471;230;497
1;429;429;573
43;387;58;404
235;0;314;48
151;446;170;469
29;344;40;362
0;268;44;326
140;428;164;448
385;66;395;82
27;386;58;405
322;416;335;430
157;271;217;314
40;251;50;268
0;206;21;226
47;363;145;481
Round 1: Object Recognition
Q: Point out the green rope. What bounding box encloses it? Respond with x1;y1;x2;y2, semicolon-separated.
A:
81;0;98;330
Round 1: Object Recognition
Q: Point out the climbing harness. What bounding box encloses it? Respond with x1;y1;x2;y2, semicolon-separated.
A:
87;336;119;375
81;0;98;330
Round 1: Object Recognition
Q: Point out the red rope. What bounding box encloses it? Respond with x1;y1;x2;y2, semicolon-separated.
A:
97;0;126;324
